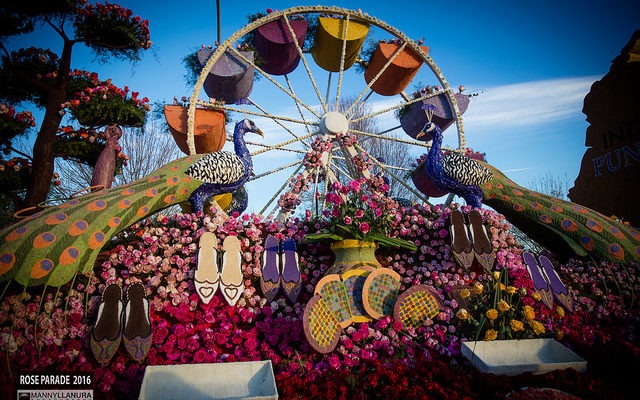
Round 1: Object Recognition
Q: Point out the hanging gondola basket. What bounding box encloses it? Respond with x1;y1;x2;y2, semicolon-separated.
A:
163;105;227;155
364;42;429;96
253;17;308;75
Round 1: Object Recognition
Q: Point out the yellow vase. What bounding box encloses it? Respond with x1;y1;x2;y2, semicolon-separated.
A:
329;239;381;274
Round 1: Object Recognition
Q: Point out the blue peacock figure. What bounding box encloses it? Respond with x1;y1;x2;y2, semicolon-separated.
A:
414;107;640;263
0;119;262;289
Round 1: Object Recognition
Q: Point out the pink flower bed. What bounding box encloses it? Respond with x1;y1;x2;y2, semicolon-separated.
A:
1;205;639;399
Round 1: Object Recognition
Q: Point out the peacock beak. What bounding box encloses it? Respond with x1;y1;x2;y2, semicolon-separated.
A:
416;131;425;140
255;128;264;137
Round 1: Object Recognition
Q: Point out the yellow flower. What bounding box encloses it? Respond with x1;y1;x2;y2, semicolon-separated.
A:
493;271;501;280
555;329;565;340
510;319;524;332
473;283;484;295
486;309;499;320
531;292;542;301
484;329;498;341
456;308;470;320
460;288;471;299
497;300;510;312
523;305;536;320
556;306;565;318
499;283;506;291
506;285;517;295
531;320;546;335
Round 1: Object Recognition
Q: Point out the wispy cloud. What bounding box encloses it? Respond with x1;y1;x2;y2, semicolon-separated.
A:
462;76;597;135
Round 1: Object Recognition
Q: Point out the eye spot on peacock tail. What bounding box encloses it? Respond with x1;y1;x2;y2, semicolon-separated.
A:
145;188;158;197
88;231;105;249
147;175;160;183
183;176;193;183
87;199;107;212
539;215;552;224
572;205;589;214
512;189;524;196
635;246;640;257
512;204;525;212
121;188;136;196
531;202;543;211
608;226;626;240
528;191;541;198
68;220;89;236
170;164;180;171
180;188;190;196
108;217;121;228
118;199;133;209
57;199;79;209
495;183;504;189
6;226;28;242
46;213;68;225
33;232;56;249
561;219;579;232
30;259;54;279
164;195;176;204
484;182;493;190
502;195;511;201
0;253;16;274
551;205;564;213
59;246;80;265
137;206;150;217
580;236;596;251
608;244;625;261
586;219;603;233
166;176;180;186
628;229;640;241
25;211;44;221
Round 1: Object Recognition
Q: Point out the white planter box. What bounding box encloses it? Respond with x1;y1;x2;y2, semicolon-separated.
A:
139;360;278;400
461;338;587;376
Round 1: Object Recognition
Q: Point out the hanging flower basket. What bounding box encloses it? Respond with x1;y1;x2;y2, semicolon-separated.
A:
198;49;255;104
364;42;429;96
400;92;470;139
163;105;227;155
311;16;369;72
253;17;308;75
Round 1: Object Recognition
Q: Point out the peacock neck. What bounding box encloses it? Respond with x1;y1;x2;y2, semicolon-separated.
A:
426;129;444;179
233;129;253;172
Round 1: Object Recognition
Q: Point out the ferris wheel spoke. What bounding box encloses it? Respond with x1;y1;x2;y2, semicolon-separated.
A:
250;131;318;157
284;75;316;139
282;11;328;113
258;162;304;218
227;46;322;119
333;14;352;110
247;95;313;149
349;128;431;149
345;41;408;118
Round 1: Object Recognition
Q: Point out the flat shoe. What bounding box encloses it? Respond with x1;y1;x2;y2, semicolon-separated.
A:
538;255;574;312
91;283;123;366
522;252;554;310
220;235;244;306
468;209;496;270
449;210;474;269
123;282;152;363
281;238;302;303
195;232;220;304
260;235;280;302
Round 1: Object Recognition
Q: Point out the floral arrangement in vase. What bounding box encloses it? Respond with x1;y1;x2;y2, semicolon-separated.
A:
305;175;417;250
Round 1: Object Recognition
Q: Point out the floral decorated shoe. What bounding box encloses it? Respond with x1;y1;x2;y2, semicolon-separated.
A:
303;294;343;354
538;255;574;312
220;235;244;306
260;235;281;302
122;282;152;364
91;283;123;366
468;209;496;271
393;285;443;330
522;252;554;310
195;232;220;304
449;210;475;269
281;237;302;303
362;268;402;319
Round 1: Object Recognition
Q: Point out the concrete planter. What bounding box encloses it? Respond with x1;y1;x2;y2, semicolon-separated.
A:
461;338;587;376
139;360;278;399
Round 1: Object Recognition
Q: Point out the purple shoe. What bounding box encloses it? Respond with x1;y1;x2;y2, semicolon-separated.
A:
260;235;281;302
538;255;574;312
522;252;554;310
281;238;302;303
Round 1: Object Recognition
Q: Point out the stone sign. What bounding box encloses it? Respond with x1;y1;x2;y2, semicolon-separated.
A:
569;30;640;227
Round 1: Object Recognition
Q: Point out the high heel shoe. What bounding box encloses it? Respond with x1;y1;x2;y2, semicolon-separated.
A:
91;283;123;366
220;235;244;306
195;232;220;304
123;282;152;363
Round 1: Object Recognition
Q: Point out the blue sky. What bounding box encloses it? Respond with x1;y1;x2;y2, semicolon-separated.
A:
5;0;639;213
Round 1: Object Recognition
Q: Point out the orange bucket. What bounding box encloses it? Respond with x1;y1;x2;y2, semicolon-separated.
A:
364;42;429;96
164;105;227;155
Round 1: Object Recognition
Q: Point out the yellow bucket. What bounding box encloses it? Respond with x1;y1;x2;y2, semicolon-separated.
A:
311;17;369;72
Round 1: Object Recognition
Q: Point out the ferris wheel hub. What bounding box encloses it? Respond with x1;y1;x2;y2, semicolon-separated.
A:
320;111;349;135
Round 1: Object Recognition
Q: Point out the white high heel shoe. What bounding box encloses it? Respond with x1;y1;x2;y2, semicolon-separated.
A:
195;232;220;304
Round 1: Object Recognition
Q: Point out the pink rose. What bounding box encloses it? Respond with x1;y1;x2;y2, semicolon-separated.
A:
359;222;370;234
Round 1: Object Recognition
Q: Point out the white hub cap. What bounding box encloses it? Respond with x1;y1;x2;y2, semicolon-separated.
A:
320;111;349;135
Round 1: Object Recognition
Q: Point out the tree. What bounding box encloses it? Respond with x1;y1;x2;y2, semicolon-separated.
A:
0;0;152;211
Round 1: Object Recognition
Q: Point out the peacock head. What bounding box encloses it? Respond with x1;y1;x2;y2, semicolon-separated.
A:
237;118;264;137
415;121;442;142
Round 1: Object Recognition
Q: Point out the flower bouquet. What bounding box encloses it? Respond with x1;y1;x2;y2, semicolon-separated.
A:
305;175;417;251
